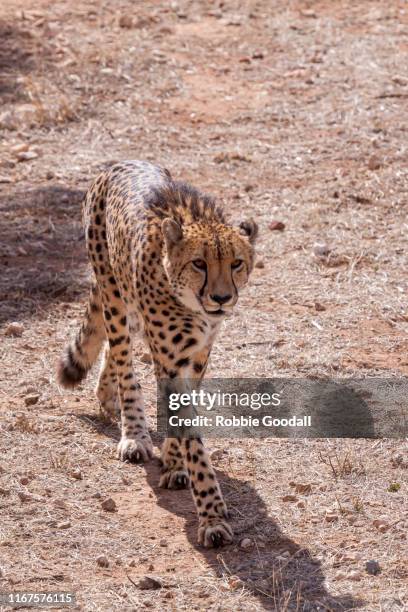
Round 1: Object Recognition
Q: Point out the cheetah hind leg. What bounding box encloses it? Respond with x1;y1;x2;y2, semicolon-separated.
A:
96;346;120;423
159;438;189;489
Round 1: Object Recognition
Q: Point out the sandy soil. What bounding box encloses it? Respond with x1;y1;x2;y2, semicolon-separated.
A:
0;1;407;610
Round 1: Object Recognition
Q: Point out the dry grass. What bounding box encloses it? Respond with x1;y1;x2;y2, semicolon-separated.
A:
0;0;407;610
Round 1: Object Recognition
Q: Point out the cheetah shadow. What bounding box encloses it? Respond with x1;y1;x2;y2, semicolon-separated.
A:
79;415;363;611
144;442;362;611
0;185;87;326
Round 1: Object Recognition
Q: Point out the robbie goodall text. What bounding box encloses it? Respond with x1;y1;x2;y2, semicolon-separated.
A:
157;378;408;439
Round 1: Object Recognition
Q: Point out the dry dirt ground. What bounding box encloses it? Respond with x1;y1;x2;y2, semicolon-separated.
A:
0;0;407;610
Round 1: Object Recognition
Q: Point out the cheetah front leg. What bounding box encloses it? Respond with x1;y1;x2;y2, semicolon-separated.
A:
157;350;232;547
182;437;232;548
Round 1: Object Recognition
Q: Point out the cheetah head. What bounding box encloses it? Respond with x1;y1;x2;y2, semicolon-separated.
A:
161;218;258;318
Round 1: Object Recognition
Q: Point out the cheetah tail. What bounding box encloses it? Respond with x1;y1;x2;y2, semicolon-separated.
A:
57;283;106;388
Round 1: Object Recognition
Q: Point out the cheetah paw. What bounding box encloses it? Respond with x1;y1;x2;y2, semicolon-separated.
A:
159;467;189;490
117;434;153;463
198;518;233;548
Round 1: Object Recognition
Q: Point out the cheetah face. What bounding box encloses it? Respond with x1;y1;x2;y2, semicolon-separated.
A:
162;218;258;318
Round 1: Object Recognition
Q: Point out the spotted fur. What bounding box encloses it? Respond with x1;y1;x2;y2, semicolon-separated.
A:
58;160;257;548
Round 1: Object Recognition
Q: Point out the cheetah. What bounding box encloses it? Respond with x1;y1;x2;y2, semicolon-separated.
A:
58;160;257;547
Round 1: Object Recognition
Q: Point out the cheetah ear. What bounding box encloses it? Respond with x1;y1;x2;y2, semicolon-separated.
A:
162;218;183;247
239;219;258;244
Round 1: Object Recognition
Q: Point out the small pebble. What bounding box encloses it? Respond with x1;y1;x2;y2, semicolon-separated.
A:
240;538;253;550
282;494;298;502
368;155;382;171
210;449;224;461
25;394;40;406
268;220;285;231
70;469;83;480
255;260;265;269
325;513;338;522
17;150;38;162
96;555;109;568
119;15;133;28
101;498;117;512
314;243;331;257
138;576;162;590
4;322;24;337
365;560;381;575
372;519;389;533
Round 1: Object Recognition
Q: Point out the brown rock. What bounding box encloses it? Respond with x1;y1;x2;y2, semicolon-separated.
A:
138;576;162;590
325;513;338;522
101;497;117;512
4;322;24;337
119;15;133;28
210;449;224;461
372;519;389;533
282;494;298;502
25;394;40;406
368;155;382;171
268;220;285;231
96;555;109;568
70;469;83;480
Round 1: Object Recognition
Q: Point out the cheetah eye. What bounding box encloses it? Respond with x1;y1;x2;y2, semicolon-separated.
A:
231;259;244;270
192;259;207;271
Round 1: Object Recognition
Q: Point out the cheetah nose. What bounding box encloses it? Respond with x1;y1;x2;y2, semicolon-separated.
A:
210;294;232;305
